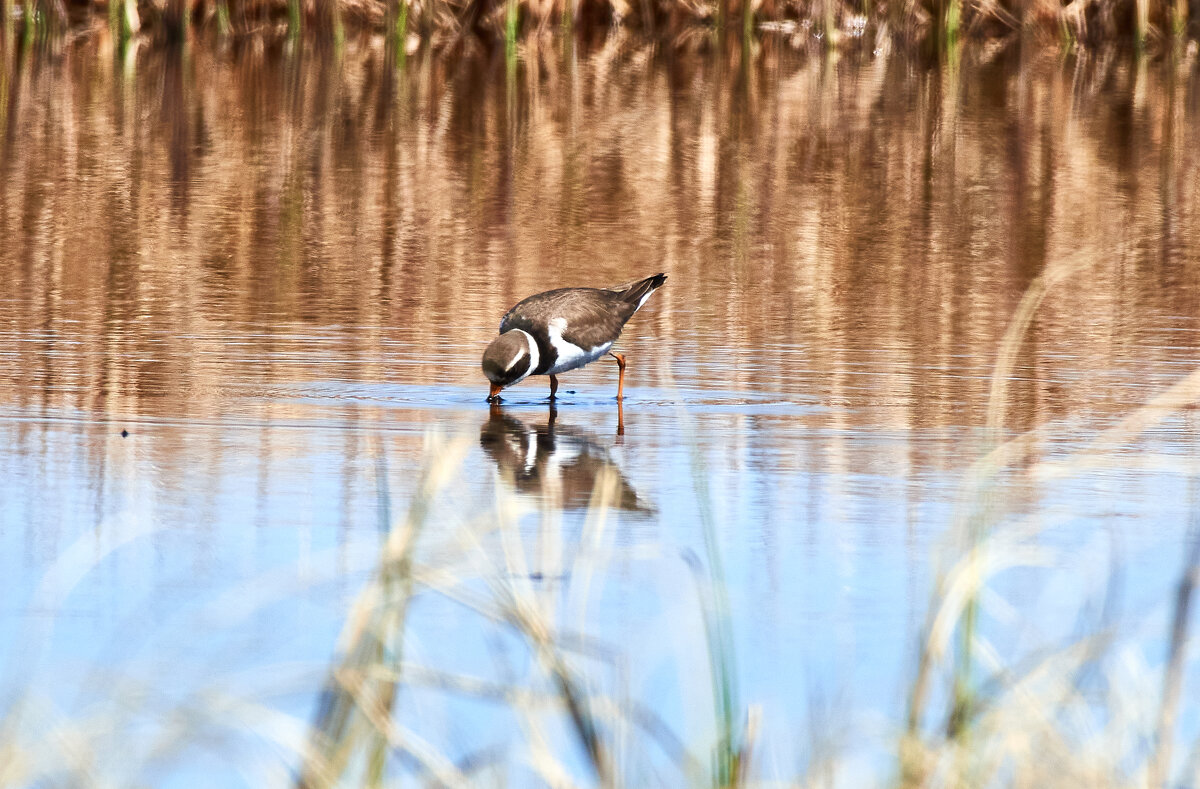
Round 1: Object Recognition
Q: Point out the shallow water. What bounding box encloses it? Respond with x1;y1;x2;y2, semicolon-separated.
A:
2;30;1200;784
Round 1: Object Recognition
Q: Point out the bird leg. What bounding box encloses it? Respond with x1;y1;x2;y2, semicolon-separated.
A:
610;352;626;400
549;374;559;400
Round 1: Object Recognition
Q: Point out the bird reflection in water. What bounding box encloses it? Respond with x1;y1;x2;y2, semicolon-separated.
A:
479;403;651;515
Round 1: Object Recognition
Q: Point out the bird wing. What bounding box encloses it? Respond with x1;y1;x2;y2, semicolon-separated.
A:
500;277;664;349
501;289;632;346
556;292;636;349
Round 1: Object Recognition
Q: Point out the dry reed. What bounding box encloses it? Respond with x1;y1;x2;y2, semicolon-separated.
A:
1;0;1196;54
901;255;1200;788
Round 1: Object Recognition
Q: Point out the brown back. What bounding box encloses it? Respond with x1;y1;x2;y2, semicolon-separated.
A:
499;274;666;350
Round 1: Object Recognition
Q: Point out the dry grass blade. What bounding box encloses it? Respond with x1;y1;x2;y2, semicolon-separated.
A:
1147;472;1200;789
904;261;1085;758
904;252;1200;786
902;256;1200;789
1032;368;1200;482
296;434;472;789
985;260;1087;439
491;474;613;785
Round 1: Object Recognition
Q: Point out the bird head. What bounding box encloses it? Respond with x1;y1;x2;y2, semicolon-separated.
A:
482;330;535;401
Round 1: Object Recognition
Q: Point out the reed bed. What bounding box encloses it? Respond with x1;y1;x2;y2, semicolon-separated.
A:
2;0;1197;56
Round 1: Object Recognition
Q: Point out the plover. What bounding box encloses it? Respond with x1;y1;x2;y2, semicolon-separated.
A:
481;273;666;402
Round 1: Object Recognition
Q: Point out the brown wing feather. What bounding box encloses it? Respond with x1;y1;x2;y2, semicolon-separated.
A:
501;288;634;346
499;274;666;349
604;273;667;307
558;292;637;349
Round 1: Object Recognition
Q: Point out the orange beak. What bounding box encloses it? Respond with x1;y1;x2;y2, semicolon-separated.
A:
487;383;503;402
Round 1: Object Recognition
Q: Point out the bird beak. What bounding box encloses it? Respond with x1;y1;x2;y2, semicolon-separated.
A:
486;383;503;403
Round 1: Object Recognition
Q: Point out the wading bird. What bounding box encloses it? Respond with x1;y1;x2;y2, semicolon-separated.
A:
482;273;667;402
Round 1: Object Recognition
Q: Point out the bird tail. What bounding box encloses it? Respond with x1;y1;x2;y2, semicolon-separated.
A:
610;273;667;310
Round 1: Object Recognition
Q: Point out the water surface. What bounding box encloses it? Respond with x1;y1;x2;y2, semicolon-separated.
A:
2;32;1200;784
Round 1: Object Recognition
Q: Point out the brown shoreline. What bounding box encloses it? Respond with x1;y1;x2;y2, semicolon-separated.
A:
2;0;1198;56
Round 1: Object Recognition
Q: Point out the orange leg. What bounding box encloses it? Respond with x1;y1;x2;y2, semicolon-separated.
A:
549;374;559;400
610;352;626;400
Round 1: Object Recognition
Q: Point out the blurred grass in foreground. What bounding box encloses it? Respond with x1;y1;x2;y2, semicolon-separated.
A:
193;257;1200;788
3;260;1200;786
295;432;752;787
295;355;1200;784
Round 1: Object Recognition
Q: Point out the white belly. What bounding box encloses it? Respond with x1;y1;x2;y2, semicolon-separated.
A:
545;318;613;375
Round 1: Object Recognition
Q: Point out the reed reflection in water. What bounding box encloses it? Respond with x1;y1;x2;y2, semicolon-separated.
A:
1;30;1200;785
